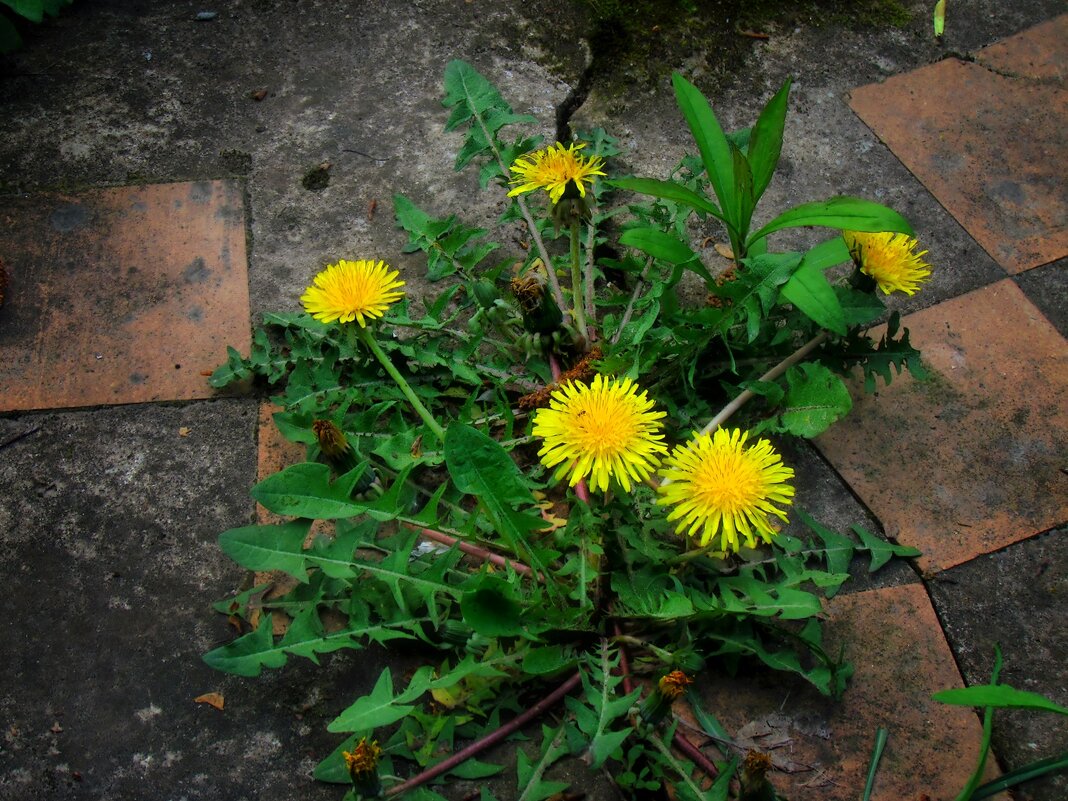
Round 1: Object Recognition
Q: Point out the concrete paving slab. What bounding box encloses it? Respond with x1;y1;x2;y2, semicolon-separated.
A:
849;16;1068;274
1016;257;1068;338
816;279;1068;573
928;528;1068;801
0;403;380;800
0;181;250;412
691;583;1003;801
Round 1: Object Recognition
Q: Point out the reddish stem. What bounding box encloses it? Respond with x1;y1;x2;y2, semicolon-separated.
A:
405;523;537;579
385;672;583;797
672;729;720;779
611;620;718;780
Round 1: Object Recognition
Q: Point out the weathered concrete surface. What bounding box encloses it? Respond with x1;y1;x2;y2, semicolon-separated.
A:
1;1;1066;800
928;529;1068;801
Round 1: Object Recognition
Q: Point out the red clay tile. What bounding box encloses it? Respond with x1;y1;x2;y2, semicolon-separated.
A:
0;181;250;411
687;584;1003;801
817;280;1068;573
976;14;1067;81
256;401;307;525
849;16;1068;274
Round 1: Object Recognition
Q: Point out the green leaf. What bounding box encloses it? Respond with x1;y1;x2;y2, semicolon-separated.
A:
796;509;854;597
460;574;524;637
780;259;847;334
3;1;43;24
517;724;570;801
933;0;946;37
444;423;547;572
608;177;725;220
776;362;852;438
442;60;536;171
251;462;388;520
972;752;1068;799
683;688;732;742
672;73;737;231
327;666;434;732
852;524;920;572
523;645;577;676
747;79;792;204
747;196;913;246
620;226;697;266
203;609;411;677
209;345;251;387
219;520;314;582
933;685;1068;716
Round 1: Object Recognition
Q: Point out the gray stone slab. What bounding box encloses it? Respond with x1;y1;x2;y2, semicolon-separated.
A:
927;529;1068;801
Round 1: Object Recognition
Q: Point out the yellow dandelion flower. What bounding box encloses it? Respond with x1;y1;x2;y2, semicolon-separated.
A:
508;142;606;205
843;230;932;296
657;428;795;553
532;374;667;493
300;259;405;326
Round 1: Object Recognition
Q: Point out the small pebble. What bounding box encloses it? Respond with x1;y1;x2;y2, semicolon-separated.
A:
195;11;217;21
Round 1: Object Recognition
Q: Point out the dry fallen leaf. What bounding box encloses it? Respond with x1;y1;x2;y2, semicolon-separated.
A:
250;89;268;101
714;242;735;260
178;427;191;437
194;692;225;711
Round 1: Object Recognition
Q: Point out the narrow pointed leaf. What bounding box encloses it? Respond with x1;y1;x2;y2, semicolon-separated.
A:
748;78;792;203
672;73;736;228
933;685;1068;716
608;177;725;220
747;197;913;246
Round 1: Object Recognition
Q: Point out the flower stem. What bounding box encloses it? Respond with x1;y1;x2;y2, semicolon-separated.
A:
698;330;829;437
584;219;598;341
384;672;582;797
610;256;654;346
357;326;446;443
569;218;589;342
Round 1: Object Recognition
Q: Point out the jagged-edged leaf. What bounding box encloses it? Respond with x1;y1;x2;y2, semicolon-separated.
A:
327;665;434;732
251;462;406;521
219;520;314;581
852;524;920;571
718;252;801;342
517;724;570;801
747;196;913;246
565;644;642;769
444;423;547;569
442;60;536;171
795;509;854;597
203;610;413;678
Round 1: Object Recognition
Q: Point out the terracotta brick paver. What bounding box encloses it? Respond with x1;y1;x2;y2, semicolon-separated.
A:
849;14;1068;274
692;583;1003;800
0;180;250;411
817;279;1068;573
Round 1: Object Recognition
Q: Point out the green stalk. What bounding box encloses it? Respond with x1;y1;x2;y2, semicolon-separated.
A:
956;648;1004;801
356;325;446;443
569;218;589;342
862;727;889;801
